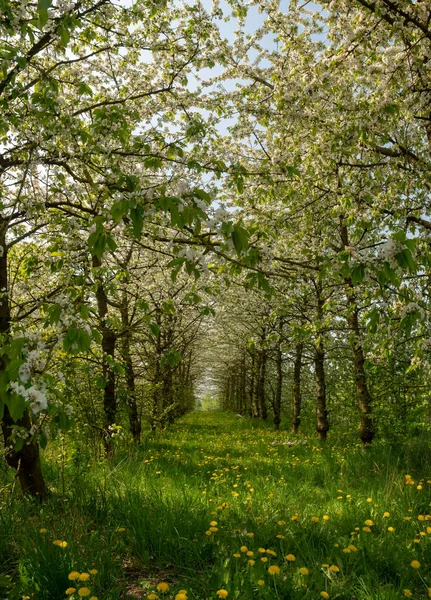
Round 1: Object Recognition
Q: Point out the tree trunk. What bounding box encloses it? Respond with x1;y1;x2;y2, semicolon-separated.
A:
93;255;117;454
249;350;257;417
314;281;329;441
274;334;283;430
291;342;303;434
0;221;47;497
340;220;374;445
257;349;268;420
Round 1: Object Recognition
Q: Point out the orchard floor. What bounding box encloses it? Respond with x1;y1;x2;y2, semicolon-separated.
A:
1;411;430;600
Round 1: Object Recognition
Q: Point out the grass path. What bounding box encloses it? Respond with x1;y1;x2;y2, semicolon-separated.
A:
1;411;430;599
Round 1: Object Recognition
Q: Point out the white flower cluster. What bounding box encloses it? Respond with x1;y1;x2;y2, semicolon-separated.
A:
400;302;424;319
10;381;48;414
377;239;401;268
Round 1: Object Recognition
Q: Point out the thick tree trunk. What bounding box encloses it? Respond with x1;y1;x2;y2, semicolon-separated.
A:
291;342;303;434
314;281;329;441
0;221;47;497
274;337;283;430
93;255;117;454
340;221;374;445
122;331;141;443
257;349;268;420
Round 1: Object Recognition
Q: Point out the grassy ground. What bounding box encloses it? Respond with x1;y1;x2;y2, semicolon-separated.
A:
1;411;430;600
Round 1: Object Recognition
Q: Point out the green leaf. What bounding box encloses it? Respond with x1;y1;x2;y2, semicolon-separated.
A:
38;0;52;9
350;263;365;285
39;432;48;449
96;375;106;389
15;438;24;452
231;225;249;255
149;322;160;337
37;9;48;28
130;206;144;238
6;393;27;422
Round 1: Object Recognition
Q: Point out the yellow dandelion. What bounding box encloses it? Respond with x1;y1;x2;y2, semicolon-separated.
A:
248;560;255;566
89;569;98;575
175;594;187;600
68;572;80;581
411;560;420;569
66;588;76;595
268;565;280;575
383;512;390;517
147;595;158;600
39;528;47;534
404;591;412;597
216;590;228;598
299;567;309;575
329;565;339;573
323;515;330;521
285;554;296;561
388;527;395;532
210;521;217;527
53;540;67;548
156;582;169;593
78;588;91;597
364;520;373;526
311;516;319;522
79;573;90;581
240;546;248;552
363;526;371;532
257;580;265;587
321;593;329;599
233;553;241;558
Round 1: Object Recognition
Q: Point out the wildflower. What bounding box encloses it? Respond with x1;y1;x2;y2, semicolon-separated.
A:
246;551;254;557
363;527;371;532
383;512;390;517
321;564;329;568
205;530;213;536
156;582;170;592
348;545;357;552
79;573;90;581
366;498;372;503
233;553;241;558
53;540;67;548
68;572;81;581
266;550;276;556
90;597;98;600
117;527;126;532
285;554;296;561
248;560;255;566
364;520;373;526
323;515;330;521
147;595;158;600
257;580;264;586
89;570;98;575
78;588;91;597
209;527;218;532
277;520;286;526
258;547;266;553
321;593;329;599
66;588;76;595
175;594;187;600
39;528;47;533
261;557;268;563
411;560;420;569
240;546;248;552
299;567;309;575
418;515;425;521
404;591;412;597
210;521;217;527
216;590;228;598
311;516;319;522
329;565;339;573
388;527;395;532
268;566;280;575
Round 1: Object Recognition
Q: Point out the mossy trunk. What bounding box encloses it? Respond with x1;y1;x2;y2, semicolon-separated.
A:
291;342;303;434
0;220;47;497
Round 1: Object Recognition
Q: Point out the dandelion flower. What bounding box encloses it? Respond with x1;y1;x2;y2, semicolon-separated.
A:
299;567;309;575
210;521;217;527
240;546;248;552
364;520;373;526
257;580;264;587
39;528;47;533
147;595;158;600
388;527;395;532
175;594;187;600
383;512;390;517
323;515;330;521
321;593;329;599
68;572;81;581
248;560;255;566
285;554;296;561
89;569;98;575
78;588;91;597
411;560;420;569
79;573;90;581
268;565;280;575
329;565;339;573
233;553;241;558
156;582;170;593
216;590;228;598
66;588;76;595
53;540;67;548
404;591;412;597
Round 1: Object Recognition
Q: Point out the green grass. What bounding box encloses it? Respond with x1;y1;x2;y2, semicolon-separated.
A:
1;411;430;599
